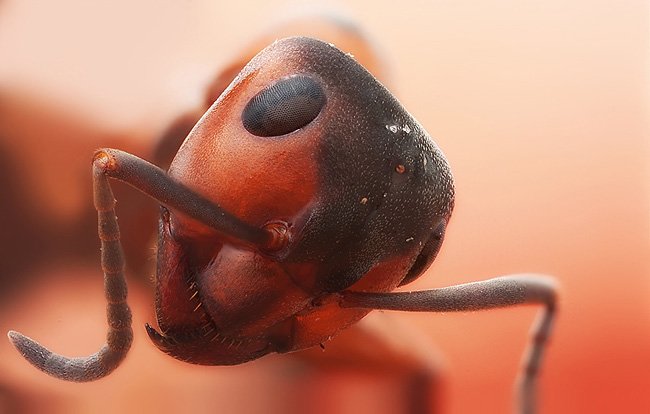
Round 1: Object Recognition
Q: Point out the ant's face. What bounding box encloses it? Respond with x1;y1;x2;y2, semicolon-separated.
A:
149;37;454;364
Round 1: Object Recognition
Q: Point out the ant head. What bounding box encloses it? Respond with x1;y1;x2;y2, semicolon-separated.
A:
168;37;454;289
150;38;454;364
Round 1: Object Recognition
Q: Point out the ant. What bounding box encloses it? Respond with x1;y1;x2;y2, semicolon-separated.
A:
8;37;556;414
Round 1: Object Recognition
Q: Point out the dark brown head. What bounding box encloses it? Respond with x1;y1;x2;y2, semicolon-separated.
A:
147;37;454;364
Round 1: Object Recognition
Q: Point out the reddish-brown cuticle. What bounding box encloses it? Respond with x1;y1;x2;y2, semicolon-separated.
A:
262;221;290;252
395;164;406;174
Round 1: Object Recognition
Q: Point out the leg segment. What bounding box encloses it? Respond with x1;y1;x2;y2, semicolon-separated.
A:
7;156;134;381
339;275;557;414
296;313;444;413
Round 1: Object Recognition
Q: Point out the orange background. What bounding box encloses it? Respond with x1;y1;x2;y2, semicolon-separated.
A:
0;1;648;413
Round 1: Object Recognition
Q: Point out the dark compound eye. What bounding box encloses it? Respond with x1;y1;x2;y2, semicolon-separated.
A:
242;75;326;137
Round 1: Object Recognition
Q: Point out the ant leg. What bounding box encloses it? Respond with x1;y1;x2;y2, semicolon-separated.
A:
8;155;134;381
339;275;557;414
89;149;279;250
296;313;444;413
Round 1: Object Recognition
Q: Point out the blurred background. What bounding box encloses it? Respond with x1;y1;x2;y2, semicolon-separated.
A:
0;0;648;413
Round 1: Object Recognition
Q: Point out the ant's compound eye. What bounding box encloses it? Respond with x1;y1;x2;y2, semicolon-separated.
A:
242;75;326;137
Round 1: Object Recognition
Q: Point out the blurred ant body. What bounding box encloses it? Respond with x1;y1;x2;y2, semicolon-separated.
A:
9;35;556;414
